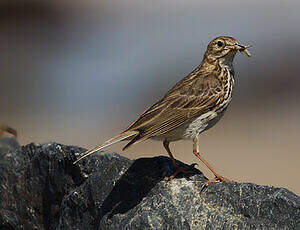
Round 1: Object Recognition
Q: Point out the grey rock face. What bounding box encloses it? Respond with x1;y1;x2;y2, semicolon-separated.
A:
0;137;19;157
0;140;299;230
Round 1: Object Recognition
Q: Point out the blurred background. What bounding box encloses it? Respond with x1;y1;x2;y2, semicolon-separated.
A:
0;0;299;194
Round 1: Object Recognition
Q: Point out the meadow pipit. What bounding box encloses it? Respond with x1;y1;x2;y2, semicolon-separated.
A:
74;36;251;187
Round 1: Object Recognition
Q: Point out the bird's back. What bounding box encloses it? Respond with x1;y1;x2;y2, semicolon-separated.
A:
122;61;234;147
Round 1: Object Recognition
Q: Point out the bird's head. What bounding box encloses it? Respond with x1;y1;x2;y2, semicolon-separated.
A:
204;36;251;64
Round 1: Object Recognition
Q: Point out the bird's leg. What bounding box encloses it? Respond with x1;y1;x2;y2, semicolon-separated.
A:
163;140;197;181
192;137;233;187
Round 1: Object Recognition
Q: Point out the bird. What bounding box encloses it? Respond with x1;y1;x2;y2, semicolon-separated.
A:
0;124;17;138
74;36;251;187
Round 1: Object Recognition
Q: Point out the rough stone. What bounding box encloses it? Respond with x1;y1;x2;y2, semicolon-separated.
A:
0;140;299;230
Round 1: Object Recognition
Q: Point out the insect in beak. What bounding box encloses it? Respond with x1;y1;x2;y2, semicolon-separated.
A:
235;44;252;57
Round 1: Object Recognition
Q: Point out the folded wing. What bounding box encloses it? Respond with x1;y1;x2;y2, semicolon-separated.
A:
122;69;226;149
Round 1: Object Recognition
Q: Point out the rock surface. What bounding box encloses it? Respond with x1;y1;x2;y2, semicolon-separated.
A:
0;139;299;230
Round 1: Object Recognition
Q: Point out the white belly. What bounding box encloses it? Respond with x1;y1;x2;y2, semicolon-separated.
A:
183;111;218;138
153;110;224;142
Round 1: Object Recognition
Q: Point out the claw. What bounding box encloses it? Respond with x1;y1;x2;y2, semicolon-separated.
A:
165;163;198;181
200;175;233;194
200;183;207;194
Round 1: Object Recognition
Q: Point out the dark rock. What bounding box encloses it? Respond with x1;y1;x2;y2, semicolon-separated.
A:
0;137;20;157
0;141;299;230
0;141;84;230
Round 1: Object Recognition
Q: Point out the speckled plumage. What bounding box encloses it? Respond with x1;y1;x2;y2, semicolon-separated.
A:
119;36;242;148
74;36;251;185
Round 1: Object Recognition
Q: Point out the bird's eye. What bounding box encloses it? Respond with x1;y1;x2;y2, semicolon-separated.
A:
217;41;223;47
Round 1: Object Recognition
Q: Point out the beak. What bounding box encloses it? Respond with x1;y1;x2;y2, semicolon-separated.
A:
235;44;252;57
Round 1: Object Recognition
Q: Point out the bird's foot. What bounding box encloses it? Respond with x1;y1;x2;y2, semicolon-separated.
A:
201;174;233;192
165;163;198;181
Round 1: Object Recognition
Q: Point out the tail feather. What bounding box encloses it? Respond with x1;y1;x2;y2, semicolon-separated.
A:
122;134;146;151
73;130;139;164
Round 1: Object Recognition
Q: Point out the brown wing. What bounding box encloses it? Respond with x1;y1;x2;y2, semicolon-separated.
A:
122;67;226;148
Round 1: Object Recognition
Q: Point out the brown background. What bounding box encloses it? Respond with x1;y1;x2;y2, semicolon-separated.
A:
0;1;299;194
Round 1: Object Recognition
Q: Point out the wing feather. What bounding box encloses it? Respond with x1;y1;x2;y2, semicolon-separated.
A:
123;68;227;146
